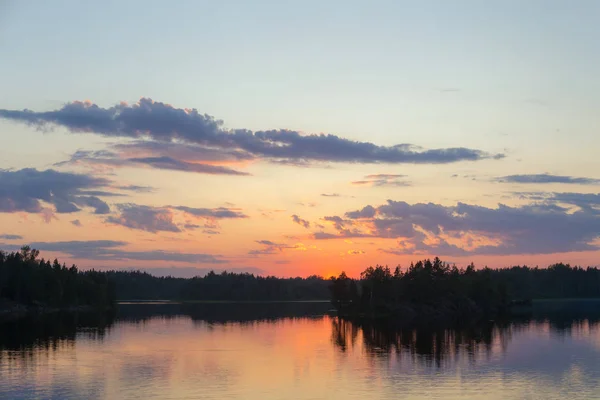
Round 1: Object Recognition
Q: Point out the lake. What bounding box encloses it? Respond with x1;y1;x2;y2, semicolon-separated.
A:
1;301;600;399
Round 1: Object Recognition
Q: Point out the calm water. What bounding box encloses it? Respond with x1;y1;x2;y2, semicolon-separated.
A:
2;302;600;399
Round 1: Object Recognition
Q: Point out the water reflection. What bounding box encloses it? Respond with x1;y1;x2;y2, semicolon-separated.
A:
332;311;600;367
1;302;600;399
116;301;333;324
0;311;114;352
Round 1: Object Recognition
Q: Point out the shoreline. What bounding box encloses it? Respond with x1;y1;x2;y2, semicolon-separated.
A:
0;302;111;322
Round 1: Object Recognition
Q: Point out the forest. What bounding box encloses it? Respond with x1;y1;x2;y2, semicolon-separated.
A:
0;247;115;311
2;246;600;321
329;257;600;324
106;270;331;301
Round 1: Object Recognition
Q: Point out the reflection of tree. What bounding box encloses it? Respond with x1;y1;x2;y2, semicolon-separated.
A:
116;302;333;325
330;318;359;352
0;311;114;360
331;312;600;368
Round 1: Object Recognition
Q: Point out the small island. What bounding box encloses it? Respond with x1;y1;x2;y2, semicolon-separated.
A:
329;257;600;325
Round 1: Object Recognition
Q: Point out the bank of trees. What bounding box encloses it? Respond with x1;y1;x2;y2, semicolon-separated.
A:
0;246;115;309
102;270;331;301
329;258;600;321
179;271;330;301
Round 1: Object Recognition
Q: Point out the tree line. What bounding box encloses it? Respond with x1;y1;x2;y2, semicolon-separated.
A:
329;258;600;323
3;247;599;313
106;270;331;301
0;247;115;310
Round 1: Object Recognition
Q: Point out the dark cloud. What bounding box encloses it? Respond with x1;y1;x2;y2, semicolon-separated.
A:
496;174;600;185
249;240;300;255
183;223;201;229
291;214;310;228
315;199;600;255
57;148;249;176
0;168;112;216
345;205;376;219
351;174;411;187
0;98;502;165
128;156;249;175
106;204;181;233
0;234;22;240
73;196;110;214
117;185;155;193
515;191;600;213
105;203;247;233
114;140;254;162
174;206;248;219
71;219;82;227
11;239;227;264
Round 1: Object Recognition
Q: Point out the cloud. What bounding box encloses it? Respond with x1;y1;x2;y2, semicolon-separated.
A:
72;196;110;214
117;184;155;193
105;203;247;233
291;214;310;228
321;193;341;197
56;148;250;176
0;168;113;217
515;191;600;213
71;219;82;227
345;205;376;219
314;198;600;255
7;239;227;264
106;204;181;233
128;156;249;175
0;98;502;165
0;234;22;240
249;240;290;255
347;250;366;255
173;206;247;219
351;174;411;187
249;240;308;255
496;174;600;185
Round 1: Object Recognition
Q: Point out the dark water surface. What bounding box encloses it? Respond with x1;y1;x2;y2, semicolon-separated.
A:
1;302;600;399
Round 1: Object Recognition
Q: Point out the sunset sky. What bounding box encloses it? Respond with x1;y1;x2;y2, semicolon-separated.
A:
1;0;599;277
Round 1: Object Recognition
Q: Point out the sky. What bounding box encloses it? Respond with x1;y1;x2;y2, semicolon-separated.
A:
0;0;599;278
